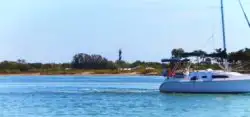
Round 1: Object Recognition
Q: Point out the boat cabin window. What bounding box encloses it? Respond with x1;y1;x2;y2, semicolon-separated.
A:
190;76;198;81
202;76;207;78
212;75;229;78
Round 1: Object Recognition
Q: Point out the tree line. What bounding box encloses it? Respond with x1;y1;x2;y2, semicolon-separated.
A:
0;53;162;73
171;48;250;71
171;48;250;61
1;48;250;73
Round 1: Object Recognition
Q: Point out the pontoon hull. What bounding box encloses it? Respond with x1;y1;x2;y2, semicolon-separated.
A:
159;79;250;93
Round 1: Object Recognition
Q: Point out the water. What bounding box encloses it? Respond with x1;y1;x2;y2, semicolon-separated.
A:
0;76;250;117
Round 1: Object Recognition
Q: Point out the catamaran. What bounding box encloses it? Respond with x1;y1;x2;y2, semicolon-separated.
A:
159;0;250;93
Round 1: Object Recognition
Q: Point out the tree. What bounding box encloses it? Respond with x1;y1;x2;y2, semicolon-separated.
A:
211;48;227;62
204;58;212;65
29;63;42;69
228;48;250;70
17;59;26;64
71;53;85;69
130;60;143;68
106;61;117;69
42;63;53;70
171;48;185;58
71;53;114;69
115;60;129;68
90;54;109;69
192;49;207;63
192;50;207;56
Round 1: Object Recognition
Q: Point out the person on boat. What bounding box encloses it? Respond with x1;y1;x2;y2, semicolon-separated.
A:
168;68;176;78
171;70;176;77
162;68;168;77
183;68;189;79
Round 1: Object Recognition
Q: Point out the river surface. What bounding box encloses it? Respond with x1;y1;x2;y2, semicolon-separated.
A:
0;75;250;117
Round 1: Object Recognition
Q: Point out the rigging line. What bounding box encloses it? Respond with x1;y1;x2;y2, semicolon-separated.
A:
199;7;217;52
197;35;213;55
199;27;216;52
194;24;216;51
239;0;250;28
203;33;215;49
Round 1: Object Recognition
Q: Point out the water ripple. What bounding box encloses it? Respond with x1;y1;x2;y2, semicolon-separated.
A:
0;76;250;117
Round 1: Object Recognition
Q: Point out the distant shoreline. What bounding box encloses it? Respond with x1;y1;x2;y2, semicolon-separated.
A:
0;72;160;77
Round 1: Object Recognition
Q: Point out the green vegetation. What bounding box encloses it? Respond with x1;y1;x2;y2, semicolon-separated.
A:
0;53;162;75
1;48;250;75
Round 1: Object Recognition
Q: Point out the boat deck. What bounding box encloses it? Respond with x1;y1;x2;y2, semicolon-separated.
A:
165;75;250;82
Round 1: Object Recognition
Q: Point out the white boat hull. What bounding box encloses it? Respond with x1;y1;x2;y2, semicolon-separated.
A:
159;78;250;93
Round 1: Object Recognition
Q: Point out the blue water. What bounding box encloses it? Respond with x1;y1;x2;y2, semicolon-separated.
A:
0;76;250;117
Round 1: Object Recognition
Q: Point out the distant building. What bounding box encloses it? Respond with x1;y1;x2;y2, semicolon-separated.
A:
131;66;141;70
145;67;155;70
65;68;72;70
118;68;132;71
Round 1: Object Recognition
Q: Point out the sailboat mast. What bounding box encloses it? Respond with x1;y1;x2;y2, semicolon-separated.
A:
220;0;230;71
221;0;226;51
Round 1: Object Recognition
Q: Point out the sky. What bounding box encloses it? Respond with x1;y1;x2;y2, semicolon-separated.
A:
0;0;250;63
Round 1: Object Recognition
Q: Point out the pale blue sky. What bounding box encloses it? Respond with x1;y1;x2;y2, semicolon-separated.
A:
0;0;249;63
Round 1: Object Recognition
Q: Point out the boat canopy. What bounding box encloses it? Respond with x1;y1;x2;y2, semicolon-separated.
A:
161;58;190;63
181;50;227;58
